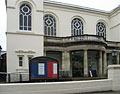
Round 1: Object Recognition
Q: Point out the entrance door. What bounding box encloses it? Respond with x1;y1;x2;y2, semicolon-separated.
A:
71;51;84;77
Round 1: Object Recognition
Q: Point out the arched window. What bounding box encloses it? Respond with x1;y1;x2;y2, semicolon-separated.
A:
71;18;83;36
19;4;32;31
44;15;56;36
96;22;106;39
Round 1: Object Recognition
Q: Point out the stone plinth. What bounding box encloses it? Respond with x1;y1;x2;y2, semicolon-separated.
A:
108;65;120;91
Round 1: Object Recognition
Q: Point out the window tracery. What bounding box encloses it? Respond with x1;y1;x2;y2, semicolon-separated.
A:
19;4;32;31
96;22;106;39
44;15;56;36
71;18;83;36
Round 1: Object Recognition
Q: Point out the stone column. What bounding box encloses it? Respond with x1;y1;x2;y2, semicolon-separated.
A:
62;51;70;77
99;50;103;77
117;53;119;64
103;51;107;76
84;50;88;77
62;52;65;71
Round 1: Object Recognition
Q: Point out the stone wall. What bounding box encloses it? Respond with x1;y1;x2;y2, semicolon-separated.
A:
3;65;120;93
0;79;112;94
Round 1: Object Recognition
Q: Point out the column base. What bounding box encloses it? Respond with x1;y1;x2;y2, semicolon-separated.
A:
84;74;88;77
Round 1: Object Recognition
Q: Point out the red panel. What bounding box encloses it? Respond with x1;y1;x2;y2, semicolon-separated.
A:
47;62;58;79
47;62;53;78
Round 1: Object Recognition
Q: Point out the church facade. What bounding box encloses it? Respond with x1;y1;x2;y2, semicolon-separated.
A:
6;0;120;80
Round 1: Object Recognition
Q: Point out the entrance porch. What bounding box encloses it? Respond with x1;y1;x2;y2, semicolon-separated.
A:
45;50;108;78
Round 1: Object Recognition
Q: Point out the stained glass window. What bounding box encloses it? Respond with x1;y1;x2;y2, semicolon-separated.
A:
71;18;83;36
19;4;32;31
96;22;106;39
44;15;56;36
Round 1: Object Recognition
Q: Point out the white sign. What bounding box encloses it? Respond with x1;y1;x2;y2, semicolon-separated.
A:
38;63;45;75
53;64;57;74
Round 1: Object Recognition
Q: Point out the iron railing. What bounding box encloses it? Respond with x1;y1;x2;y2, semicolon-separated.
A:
0;71;69;83
0;72;29;83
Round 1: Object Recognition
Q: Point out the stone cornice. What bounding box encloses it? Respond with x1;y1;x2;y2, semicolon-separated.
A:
110;5;120;15
44;0;110;16
44;0;120;16
108;65;120;70
6;32;44;36
7;6;15;9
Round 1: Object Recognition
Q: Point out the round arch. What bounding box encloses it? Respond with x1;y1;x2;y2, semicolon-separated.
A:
15;0;37;32
15;0;37;9
43;12;59;36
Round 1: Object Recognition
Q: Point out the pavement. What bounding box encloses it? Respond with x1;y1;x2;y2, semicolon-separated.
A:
1;91;120;94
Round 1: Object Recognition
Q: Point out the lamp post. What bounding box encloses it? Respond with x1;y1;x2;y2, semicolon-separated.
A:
112;49;118;64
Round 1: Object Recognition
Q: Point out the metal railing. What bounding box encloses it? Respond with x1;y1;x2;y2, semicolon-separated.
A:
0;72;7;83
0;71;70;83
0;72;29;83
59;70;70;78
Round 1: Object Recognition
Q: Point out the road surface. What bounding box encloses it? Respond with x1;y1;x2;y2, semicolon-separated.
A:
73;91;120;94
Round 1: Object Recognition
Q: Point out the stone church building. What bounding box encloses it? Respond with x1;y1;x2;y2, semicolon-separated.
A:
6;0;120;80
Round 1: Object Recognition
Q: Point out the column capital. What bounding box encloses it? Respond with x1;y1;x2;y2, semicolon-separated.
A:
103;51;106;53
62;51;70;53
84;49;88;51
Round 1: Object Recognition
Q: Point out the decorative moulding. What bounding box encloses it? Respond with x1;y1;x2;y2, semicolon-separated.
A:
15;50;36;54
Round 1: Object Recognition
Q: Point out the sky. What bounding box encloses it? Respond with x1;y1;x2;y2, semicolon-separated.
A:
0;0;6;51
0;0;120;51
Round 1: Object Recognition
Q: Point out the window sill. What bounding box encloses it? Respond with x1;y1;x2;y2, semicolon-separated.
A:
16;30;34;34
